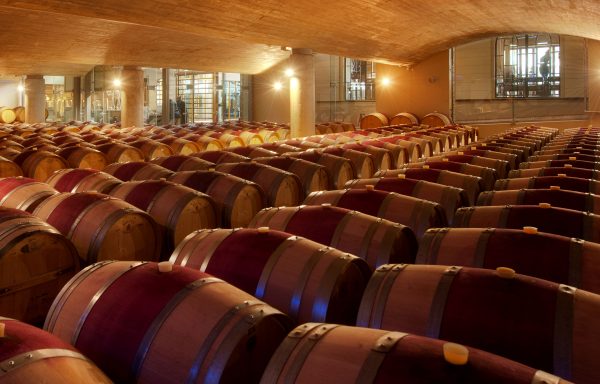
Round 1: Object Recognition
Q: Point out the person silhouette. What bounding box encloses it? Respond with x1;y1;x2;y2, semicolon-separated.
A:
176;96;187;124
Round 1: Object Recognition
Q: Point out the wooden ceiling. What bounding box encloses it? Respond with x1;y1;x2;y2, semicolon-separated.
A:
1;1;599;77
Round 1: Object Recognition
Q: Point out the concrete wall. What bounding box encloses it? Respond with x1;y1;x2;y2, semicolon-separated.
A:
375;50;450;122
587;39;600;125
0;80;20;108
453;36;587;123
252;59;291;123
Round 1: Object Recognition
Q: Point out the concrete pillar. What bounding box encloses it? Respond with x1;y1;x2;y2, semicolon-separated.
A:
161;68;170;125
289;48;315;138
121;66;144;128
72;77;81;121
24;75;46;123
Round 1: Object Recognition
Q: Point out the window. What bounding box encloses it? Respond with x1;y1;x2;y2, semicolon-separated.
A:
176;72;215;123
495;34;560;98
344;58;376;101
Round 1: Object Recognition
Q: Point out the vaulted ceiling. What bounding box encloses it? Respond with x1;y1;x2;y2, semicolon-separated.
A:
1;0;599;77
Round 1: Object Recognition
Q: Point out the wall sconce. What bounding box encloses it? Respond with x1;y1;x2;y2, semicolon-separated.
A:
381;77;391;86
273;81;283;91
113;79;122;87
428;76;438;84
284;68;294;77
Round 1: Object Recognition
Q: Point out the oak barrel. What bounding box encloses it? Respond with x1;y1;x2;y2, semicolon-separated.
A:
128;138;174;160
495;176;600;195
215;162;304;207
168;170;266;228
304;188;447;239
421;112;452;127
509;166;600;180
13;149;68;181
150;155;214;172
33;192;161;265
56;146;107;170
346;177;469;225
192;150;250;164
103;161;174;181
477;188;600;214
110;180;219;256
0;209;79;324
261;323;569;384
397;160;497;191
46;168;121;194
170;228;371;324
0;176;57;212
248;205;418;269
356;264;600;383
453;205;600;242
389;112;419;126
94;142;145;164
285;151;356;190
254;156;330;195
417;227;600;294
360;113;389;129
373;168;481;205
44;261;292;384
0;317;111;383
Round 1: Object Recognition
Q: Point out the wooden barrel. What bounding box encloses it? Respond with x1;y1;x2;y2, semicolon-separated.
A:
521;159;600;171
347;177;469;225
225;146;278;159
0;155;23;178
192;150;250;164
169;170;266;228
454;204;600;242
12;106;25;122
0;107;16;123
320;147;375;179
258;143;303;155
509;166;600;180
0;209;78;324
171;228;371;324
0;176;57;212
103;161;174;181
55;146;107;170
373;168;481;205
421;112;452;127
495;176;600;195
390;112;419;126
286;151;356;190
248;205;418;269
450;149;518;170
428;154;510;178
109;180;219;256
206;132;245;147
12;149;68;181
233;131;264;146
342;143;394;171
0;317;111;382
94;142;145;164
157;137;201;155
261;323;569;384
46;168;121;194
359;140;411;167
472;143;530;161
304;188;447;239
253;156;330;195
44;261;292;384
0;139;25;151
536;148;600;157
150;155;214;172
398;160;497;191
357;264;600;383
128;138;174;160
182;134;225;151
215;162;304;207
33;192;161;265
477;188;600;214
417;227;600;294
360;113;389;129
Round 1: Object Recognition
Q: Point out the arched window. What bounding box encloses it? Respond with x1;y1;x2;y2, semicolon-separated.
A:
495;33;560;98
